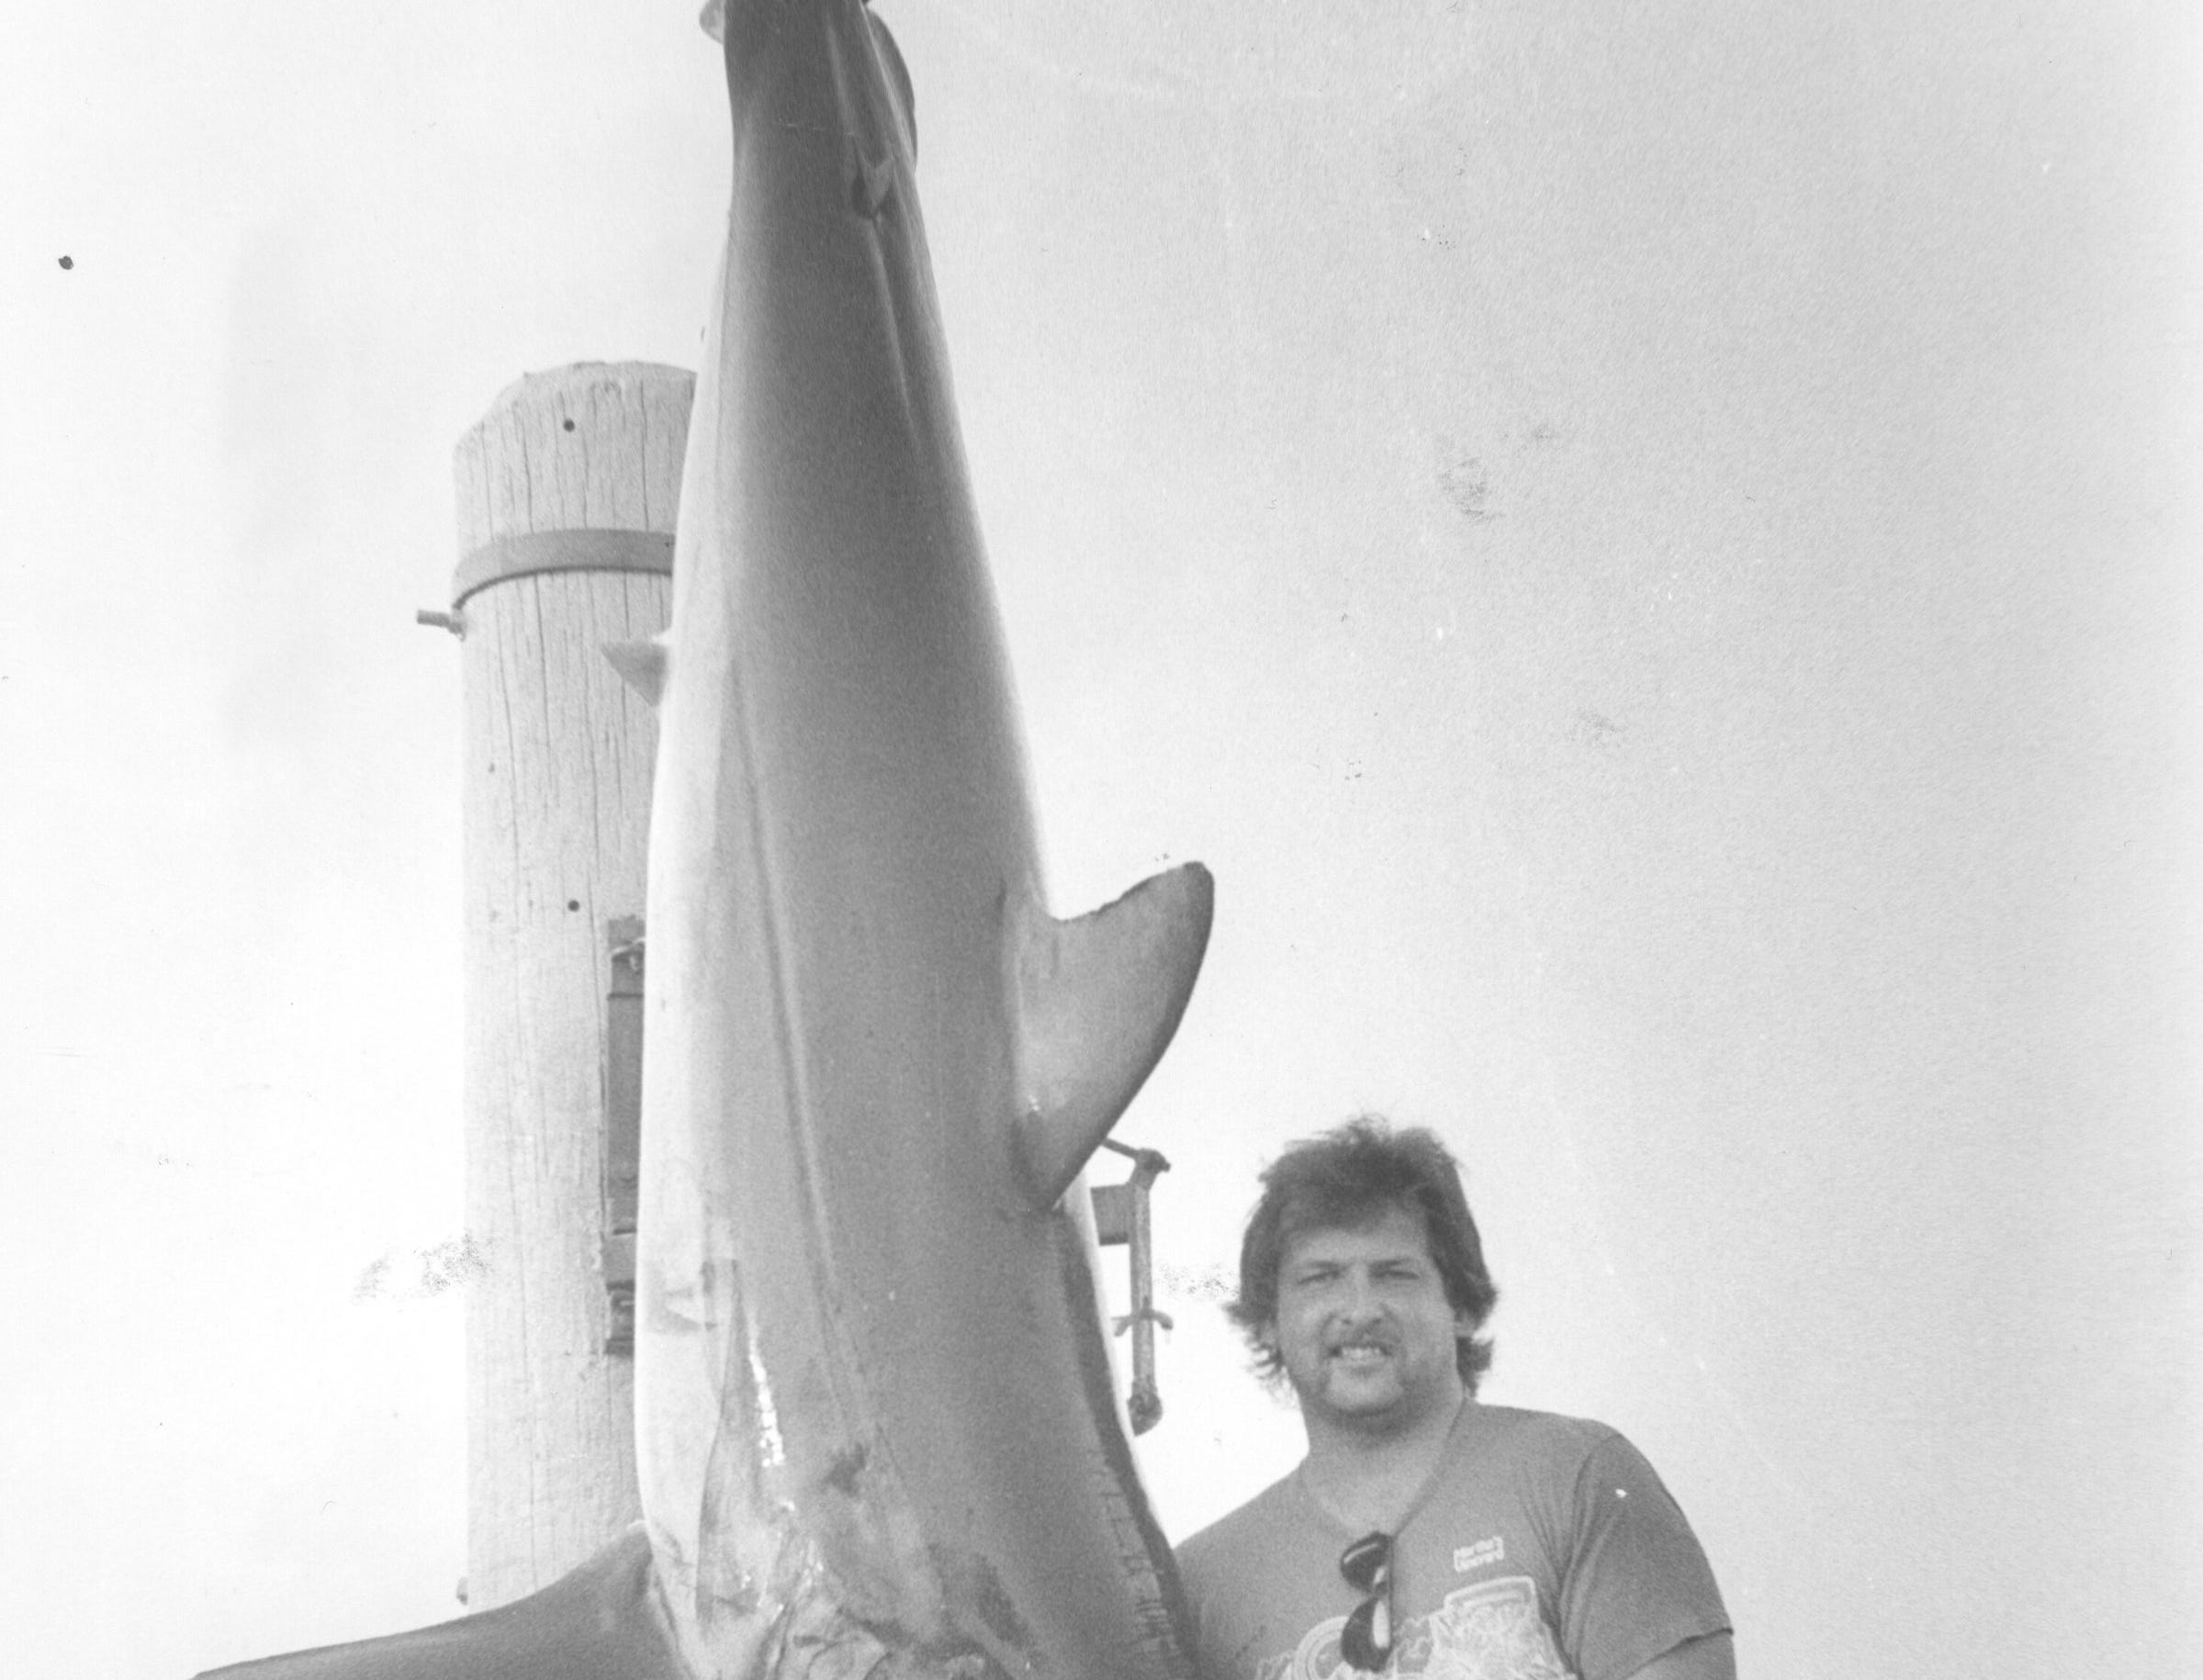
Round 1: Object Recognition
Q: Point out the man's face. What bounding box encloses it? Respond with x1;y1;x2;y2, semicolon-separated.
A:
1266;1204;1470;1436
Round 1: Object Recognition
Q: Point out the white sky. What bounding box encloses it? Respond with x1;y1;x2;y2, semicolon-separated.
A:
4;3;2199;1677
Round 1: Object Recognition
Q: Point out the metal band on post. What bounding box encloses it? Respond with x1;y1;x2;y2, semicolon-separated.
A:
450;529;676;610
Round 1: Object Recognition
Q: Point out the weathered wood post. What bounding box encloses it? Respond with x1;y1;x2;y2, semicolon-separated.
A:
444;361;692;1607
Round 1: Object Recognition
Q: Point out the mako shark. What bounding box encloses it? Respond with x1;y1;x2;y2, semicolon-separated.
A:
198;4;1209;1679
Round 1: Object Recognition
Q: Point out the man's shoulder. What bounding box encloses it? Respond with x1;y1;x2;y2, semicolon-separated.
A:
1467;1401;1622;1446
1456;1402;1639;1477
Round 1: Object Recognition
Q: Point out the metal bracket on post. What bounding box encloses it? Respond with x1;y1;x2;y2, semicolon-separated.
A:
601;917;646;1356
1090;1137;1174;1435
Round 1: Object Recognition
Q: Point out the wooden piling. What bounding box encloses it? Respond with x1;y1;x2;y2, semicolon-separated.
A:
447;361;692;1607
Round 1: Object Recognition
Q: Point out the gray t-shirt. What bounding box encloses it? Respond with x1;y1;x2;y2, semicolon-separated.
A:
1175;1405;1729;1680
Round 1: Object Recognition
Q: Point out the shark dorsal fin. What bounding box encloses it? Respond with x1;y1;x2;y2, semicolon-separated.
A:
603;637;670;708
1013;862;1214;1208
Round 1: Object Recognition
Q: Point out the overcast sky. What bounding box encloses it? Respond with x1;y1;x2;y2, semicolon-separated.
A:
5;4;2198;1677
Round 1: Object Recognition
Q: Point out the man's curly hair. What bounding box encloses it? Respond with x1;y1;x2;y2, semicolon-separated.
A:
1227;1115;1499;1391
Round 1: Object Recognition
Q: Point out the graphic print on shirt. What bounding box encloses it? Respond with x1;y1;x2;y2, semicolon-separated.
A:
1452;1536;1504;1574
1253;1577;1575;1680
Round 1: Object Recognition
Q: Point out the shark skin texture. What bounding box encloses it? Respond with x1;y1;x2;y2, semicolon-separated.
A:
196;4;1209;1679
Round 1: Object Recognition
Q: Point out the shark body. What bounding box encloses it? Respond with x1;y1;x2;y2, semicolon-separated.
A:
634;1;1208;1675
198;6;1209;1679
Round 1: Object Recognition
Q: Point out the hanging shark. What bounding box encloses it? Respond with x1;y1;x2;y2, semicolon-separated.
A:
197;3;1210;1679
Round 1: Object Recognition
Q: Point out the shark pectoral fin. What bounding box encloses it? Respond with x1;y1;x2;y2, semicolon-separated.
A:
604;637;670;708
1013;862;1215;1207
192;1528;686;1679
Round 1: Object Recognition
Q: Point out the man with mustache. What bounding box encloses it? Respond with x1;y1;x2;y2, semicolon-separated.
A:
1175;1118;1734;1680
